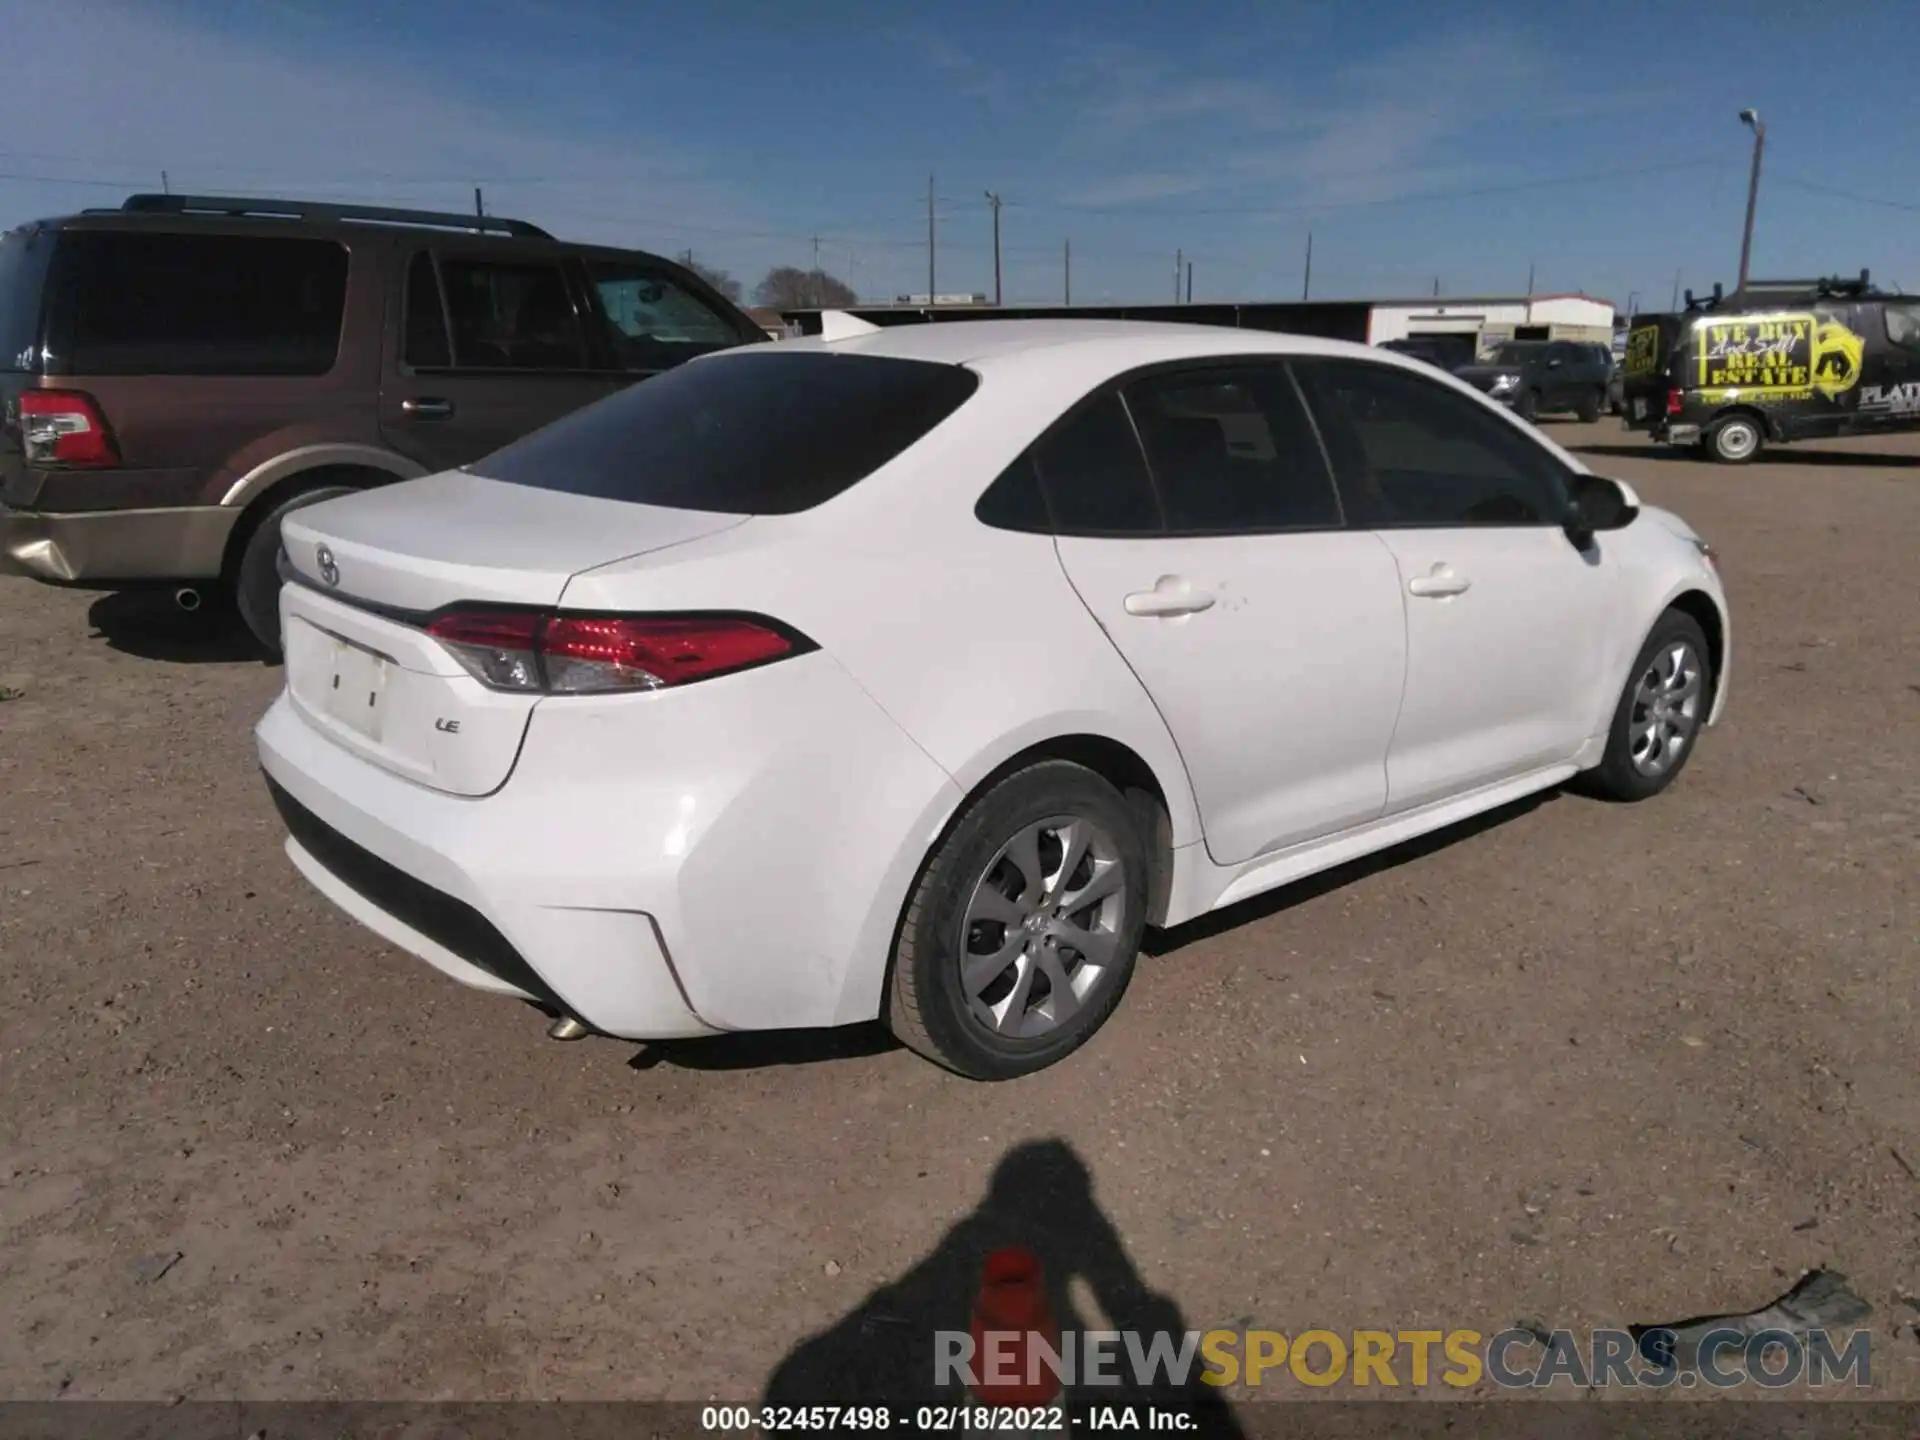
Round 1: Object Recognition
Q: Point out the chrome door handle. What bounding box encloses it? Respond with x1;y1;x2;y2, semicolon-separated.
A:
1407;567;1471;598
401;397;454;418
1124;580;1216;617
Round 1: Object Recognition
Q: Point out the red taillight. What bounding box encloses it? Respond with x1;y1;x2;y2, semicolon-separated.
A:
543;615;795;692
424;609;802;694
1666;388;1685;417
19;389;119;466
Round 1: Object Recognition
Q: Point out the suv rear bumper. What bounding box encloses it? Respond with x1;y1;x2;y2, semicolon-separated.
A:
0;504;236;583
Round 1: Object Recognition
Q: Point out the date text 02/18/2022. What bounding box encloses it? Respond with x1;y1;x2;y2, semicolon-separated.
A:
700;1405;1196;1432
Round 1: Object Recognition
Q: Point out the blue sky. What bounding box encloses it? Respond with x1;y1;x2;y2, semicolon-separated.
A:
3;0;1916;310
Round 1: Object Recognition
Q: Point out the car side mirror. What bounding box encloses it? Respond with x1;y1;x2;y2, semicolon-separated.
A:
1564;473;1638;548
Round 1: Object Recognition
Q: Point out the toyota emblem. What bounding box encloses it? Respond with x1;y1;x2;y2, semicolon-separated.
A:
316;544;340;588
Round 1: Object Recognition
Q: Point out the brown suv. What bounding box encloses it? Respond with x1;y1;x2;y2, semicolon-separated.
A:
0;193;766;651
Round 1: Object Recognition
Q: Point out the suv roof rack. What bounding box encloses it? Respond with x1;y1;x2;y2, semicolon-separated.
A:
1684;270;1878;312
117;193;552;239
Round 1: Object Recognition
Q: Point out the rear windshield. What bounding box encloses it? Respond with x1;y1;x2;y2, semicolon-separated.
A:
0;227;54;371
44;231;349;376
471;350;980;514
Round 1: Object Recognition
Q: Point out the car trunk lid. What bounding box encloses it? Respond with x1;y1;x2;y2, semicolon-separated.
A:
278;471;747;796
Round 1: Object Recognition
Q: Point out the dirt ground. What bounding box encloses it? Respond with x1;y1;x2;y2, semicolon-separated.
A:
2;421;1917;1412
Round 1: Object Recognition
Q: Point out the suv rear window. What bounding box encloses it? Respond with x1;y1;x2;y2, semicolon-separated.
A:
471;350;980;514
44;231;348;376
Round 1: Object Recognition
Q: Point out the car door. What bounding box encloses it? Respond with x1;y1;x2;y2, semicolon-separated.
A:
379;248;613;472
1540;341;1579;409
1295;357;1622;816
1040;363;1408;867
1862;299;1920;433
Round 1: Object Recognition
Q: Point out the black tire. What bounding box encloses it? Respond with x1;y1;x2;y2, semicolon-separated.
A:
1576;609;1714;803
1706;413;1764;465
886;760;1149;1080
1515;388;1541;423
233;484;361;657
1576;388;1603;423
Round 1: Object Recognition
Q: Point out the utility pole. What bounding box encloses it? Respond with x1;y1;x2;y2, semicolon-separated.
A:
1671;268;1683;310
1174;249;1183;304
474;187;484;220
1302;231;1313;300
1185;260;1193;304
1526;261;1535;295
983;192;1003;306
926;174;936;305
1433;275;1440;297
1064;238;1071;304
1737;109;1767;293
811;235;821;273
160;170;170;195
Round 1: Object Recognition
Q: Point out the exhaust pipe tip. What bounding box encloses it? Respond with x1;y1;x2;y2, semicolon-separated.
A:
546;1015;592;1042
173;587;203;613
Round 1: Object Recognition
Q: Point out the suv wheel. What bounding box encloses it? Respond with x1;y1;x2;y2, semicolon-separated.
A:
1706;414;1764;465
1576;388;1603;423
233;484;362;657
1515;389;1541;423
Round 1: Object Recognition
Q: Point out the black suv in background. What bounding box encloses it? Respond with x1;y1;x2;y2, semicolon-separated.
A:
0;194;767;651
1452;338;1613;423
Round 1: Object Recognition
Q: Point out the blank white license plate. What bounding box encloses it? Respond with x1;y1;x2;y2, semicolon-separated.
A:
1632;397;1648;421
324;638;389;740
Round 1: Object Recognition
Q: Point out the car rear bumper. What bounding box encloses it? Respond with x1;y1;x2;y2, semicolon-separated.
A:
0;504;236;583
253;652;962;1041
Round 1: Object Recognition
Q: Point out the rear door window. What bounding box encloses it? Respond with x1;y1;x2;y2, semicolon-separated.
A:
437;257;588;371
44;231;348;376
401;250;452;369
583;259;748;371
1122;365;1341;532
1030;394;1163;535
471;350;978;513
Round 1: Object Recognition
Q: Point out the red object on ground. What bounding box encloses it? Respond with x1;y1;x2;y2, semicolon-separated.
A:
969;1246;1063;1405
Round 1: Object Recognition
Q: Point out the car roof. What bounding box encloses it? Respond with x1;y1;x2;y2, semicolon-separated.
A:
763;317;1381;369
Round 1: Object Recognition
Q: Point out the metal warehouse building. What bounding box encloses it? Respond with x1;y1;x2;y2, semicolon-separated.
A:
777;293;1615;356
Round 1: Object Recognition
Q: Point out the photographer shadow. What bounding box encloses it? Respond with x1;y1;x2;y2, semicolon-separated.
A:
762;1138;1245;1437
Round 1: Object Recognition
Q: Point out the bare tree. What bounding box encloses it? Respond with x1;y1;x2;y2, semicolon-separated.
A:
755;266;858;309
683;258;743;304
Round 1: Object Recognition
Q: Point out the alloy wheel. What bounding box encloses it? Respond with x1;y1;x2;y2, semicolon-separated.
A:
1629;640;1705;777
957;815;1128;1039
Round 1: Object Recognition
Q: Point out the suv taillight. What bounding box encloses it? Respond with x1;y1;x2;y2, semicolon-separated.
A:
1666;388;1685;417
19;389;119;467
424;610;808;694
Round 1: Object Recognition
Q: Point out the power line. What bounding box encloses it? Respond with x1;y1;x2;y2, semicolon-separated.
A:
1772;173;1920;214
1028;157;1728;218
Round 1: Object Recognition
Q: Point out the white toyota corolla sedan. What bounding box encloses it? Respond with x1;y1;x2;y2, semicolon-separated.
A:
256;318;1729;1080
